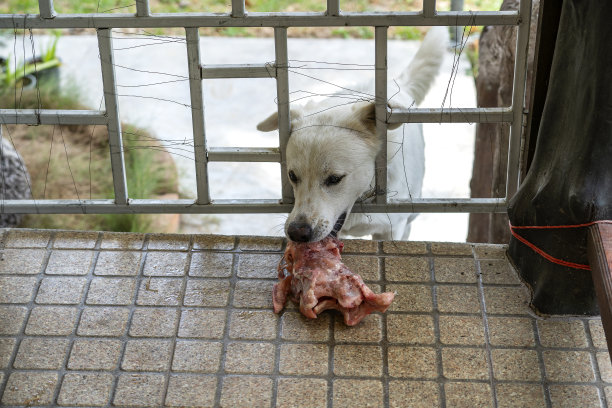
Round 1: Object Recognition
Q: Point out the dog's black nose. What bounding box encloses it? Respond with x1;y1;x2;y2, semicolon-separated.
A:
287;222;313;242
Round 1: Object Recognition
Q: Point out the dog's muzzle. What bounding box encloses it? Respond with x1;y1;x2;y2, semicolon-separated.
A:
287;222;313;242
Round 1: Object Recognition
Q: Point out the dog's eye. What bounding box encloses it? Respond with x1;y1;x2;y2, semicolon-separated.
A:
288;170;298;183
325;174;345;186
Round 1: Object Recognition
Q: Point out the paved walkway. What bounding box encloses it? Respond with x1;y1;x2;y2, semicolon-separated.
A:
1;228;610;407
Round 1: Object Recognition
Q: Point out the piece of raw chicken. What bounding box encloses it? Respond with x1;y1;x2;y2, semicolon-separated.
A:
272;237;395;326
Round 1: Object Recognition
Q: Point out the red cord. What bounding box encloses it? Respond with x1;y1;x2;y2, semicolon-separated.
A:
509;220;612;271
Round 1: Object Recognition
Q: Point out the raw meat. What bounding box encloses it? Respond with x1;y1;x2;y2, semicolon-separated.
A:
272;237;395;326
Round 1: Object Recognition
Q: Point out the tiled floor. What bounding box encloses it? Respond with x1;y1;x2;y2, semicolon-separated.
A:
0;228;610;408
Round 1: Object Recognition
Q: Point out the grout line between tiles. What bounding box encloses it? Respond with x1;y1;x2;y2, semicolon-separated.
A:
532;317;553;408
107;232;151;408
50;231;104;406
160;234;194;407
583;318;610;408
379;241;390;408
213;237;239;408
428;242;447;408
474;245;499;408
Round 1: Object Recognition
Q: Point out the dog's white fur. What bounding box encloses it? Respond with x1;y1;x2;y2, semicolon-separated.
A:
258;28;448;242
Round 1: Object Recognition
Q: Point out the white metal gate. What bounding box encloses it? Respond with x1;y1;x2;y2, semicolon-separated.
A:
0;0;531;216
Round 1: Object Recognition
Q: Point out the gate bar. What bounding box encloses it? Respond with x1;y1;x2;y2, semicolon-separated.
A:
185;27;211;205
327;0;340;16
423;0;436;18
208;147;281;162
374;26;388;205
1;198;506;214
0;110;108;125
38;0;56;19
0;11;521;29
388;107;513;124
232;0;246;18
97;28;128;205
135;0;150;17
505;0;532;198
201;64;276;79
274;27;293;203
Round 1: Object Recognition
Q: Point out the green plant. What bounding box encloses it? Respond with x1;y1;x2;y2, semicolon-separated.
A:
41;32;60;63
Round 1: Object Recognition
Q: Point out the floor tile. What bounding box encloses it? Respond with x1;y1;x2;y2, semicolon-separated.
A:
229;310;278;340
121;339;173;371
333;379;383;408
220;376;273;408
334;345;383;377
95;250;142;276
491;349;541;381
0;248;45;274
130;307;180;337
281;310;330;341
13;338;69;369
434;257;477;283
387;346;437;379
334;313;382;343
143;251;188;276
165;375;217;407
68;339;122;370
495;383;546;408
279;343;328;376
388;380;440;408
1;371;58;406
537;319;588;348
224;342;275;374
385;256;429;282
386;284;432;312
57;373;114;406
439;315;485;345
78;307;130;337
0;276;37;303
442;347;489;380
171;340;223;373
444;382;493;408
387;314;435;345
25;306;78;335
548;385;602;408
113;373;166;407
542;350;595;383
45;250;94;275
276;378;327;408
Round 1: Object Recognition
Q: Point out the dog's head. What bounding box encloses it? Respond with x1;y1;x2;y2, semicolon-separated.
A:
258;101;402;242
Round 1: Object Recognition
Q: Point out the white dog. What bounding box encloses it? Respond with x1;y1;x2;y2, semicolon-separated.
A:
257;28;448;242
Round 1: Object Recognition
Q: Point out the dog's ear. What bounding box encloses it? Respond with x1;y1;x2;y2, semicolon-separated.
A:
256;109;302;132
352;102;403;134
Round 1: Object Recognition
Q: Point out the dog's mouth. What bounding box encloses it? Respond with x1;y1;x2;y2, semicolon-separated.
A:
329;212;347;238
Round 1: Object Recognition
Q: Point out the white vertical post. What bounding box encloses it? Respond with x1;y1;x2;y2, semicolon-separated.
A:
423;0;436;18
232;0;246;17
185;27;211;205
135;0;150;17
97;28;128;205
505;0;532;198
38;0;56;19
374;27;388;205
274;27;293;204
327;0;340;16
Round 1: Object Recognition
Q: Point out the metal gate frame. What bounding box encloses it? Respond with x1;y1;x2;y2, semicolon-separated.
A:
0;0;531;216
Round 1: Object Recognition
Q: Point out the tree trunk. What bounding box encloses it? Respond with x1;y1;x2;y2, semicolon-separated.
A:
507;0;612;315
468;0;539;243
